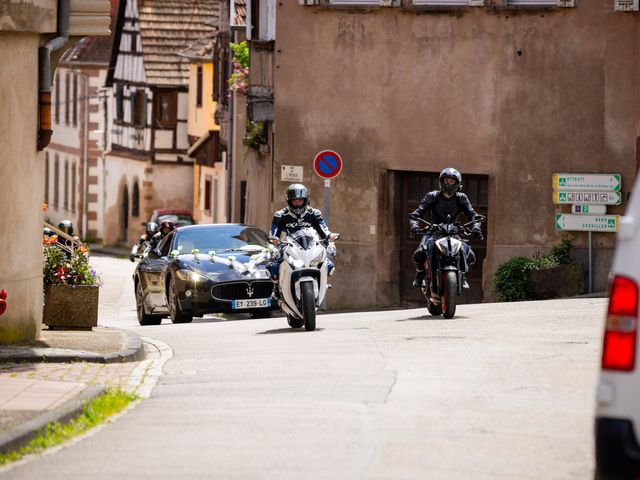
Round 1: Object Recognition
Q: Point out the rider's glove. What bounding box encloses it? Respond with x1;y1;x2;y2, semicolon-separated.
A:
410;225;420;240
471;226;482;238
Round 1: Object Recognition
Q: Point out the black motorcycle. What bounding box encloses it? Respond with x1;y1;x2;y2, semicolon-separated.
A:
410;214;486;318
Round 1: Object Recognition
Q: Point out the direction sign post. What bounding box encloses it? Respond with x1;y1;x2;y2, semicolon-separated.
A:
553;173;621;191
555;214;619;232
313;150;343;311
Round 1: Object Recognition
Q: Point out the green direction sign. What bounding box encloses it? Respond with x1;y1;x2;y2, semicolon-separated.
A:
553;191;622;205
555;214;619;232
553;173;621;191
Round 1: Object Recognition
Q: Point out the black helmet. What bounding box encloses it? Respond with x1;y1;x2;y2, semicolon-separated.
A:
146;222;159;237
159;219;174;233
439;168;462;195
43;227;54;237
58;219;74;236
286;183;309;215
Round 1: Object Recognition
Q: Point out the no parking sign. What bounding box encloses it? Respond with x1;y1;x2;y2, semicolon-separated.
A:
313;150;343;180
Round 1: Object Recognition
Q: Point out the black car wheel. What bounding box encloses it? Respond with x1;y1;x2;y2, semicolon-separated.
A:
136;282;162;326
168;277;193;324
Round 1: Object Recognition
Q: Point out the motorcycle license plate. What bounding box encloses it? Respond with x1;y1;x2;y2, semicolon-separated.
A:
232;298;272;309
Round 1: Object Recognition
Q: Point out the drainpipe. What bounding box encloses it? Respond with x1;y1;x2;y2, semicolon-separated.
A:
37;0;70;151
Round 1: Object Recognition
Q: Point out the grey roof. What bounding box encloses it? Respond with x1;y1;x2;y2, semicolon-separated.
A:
138;0;220;86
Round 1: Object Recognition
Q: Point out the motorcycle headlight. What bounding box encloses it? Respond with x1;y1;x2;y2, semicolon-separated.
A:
288;257;305;269
310;251;325;267
450;241;462;256
175;269;204;283
435;240;447;254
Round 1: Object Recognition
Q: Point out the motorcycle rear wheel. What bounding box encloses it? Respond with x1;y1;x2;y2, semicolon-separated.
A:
442;271;457;319
287;314;303;328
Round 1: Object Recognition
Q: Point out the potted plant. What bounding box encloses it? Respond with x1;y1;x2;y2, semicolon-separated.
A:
42;234;102;329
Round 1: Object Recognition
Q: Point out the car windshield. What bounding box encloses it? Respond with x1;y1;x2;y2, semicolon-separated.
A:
289;228;319;250
173;226;268;254
158;214;193;227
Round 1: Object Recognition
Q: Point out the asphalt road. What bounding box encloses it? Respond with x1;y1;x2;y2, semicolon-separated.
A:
2;255;607;479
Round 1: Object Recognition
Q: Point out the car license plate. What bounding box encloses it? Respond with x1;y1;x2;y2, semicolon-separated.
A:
232;298;271;309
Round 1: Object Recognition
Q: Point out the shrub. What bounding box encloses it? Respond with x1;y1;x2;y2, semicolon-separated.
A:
493;256;536;302
43;235;101;288
493;236;575;302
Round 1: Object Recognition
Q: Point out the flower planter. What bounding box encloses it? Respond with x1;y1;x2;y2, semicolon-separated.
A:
43;284;99;329
530;261;584;300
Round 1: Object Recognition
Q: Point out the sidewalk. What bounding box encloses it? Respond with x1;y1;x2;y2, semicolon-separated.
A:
0;326;153;455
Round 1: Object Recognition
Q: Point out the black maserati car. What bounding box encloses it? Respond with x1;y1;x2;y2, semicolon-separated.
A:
133;224;277;325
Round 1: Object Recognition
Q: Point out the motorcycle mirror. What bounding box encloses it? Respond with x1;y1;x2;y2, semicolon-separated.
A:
148;249;161;259
268;236;281;246
329;233;340;242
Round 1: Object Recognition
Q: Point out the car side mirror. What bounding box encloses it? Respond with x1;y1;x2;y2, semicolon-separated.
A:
148;249;161;259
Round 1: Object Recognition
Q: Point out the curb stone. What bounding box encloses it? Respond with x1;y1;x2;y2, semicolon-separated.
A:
0;328;144;364
0;384;105;455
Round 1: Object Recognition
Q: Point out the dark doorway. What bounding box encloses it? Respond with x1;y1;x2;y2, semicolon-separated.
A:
121;184;129;242
399;171;489;306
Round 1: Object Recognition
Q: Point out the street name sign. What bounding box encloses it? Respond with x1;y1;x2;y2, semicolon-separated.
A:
553;191;622;205
281;165;303;182
571;204;607;215
313;150;343;179
553;173;621;191
555;214;619;232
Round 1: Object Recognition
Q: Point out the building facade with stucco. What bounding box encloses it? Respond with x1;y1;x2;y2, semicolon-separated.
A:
250;1;640;309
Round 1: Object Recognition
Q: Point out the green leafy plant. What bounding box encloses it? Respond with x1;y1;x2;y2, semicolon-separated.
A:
493;236;574;302
229;41;249;96
244;120;266;149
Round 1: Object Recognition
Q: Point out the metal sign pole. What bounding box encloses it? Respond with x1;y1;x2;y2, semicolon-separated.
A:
588;231;593;294
321;179;331;311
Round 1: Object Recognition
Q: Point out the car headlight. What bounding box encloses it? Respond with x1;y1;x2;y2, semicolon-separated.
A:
175;269;204;282
310;251;325;267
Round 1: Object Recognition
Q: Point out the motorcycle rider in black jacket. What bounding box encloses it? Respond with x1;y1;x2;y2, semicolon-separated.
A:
409;168;482;289
267;183;334;299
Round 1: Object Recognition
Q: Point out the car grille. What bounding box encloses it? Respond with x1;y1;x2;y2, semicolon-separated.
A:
211;281;273;301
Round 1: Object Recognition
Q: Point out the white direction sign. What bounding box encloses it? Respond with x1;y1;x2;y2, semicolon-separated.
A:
571;204;607;215
553;173;621;191
555;214;619;232
281;165;303;182
553;191;622;205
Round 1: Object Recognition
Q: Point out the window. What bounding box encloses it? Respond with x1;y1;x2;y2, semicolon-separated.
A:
155;91;177;126
63;160;69;210
44;153;49;204
53;155;59;208
204;176;212;214
72;74;78;127
116;84;124;122
65;73;70;125
132;182;140;217
616;0;640;11
71;164;76;213
196;66;203;107
54;75;60;124
131;90;147;127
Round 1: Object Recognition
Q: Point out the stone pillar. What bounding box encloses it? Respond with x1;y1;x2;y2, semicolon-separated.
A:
0;34;44;343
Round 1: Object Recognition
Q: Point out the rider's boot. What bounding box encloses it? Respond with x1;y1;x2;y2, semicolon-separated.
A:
270;284;281;301
461;273;470;289
413;269;426;288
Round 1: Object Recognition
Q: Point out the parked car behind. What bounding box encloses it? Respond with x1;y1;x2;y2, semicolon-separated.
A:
148;209;195;228
595;175;640;480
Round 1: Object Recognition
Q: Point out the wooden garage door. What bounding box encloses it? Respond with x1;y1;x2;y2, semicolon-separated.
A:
399;172;489;306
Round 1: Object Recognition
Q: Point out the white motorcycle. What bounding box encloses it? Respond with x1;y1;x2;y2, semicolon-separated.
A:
269;228;340;331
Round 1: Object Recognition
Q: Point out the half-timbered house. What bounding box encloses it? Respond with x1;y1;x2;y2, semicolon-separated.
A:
103;0;219;245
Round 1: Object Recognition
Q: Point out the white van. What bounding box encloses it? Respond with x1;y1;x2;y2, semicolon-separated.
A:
595;174;640;479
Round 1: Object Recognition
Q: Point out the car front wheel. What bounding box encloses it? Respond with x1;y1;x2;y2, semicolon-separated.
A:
168;277;193;324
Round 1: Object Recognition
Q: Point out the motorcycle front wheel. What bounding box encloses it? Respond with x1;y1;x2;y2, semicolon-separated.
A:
287;314;303;328
301;282;316;331
442;271;457;319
